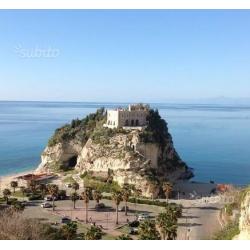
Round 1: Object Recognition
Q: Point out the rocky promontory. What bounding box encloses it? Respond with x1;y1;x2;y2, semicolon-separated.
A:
37;106;193;197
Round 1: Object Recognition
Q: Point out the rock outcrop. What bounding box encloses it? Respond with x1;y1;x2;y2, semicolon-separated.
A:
36;107;193;197
234;190;250;240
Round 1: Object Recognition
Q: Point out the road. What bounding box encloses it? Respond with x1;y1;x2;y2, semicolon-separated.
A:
176;199;223;240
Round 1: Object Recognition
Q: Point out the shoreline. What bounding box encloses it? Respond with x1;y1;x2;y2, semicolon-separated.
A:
0;169;37;190
0;167;219;198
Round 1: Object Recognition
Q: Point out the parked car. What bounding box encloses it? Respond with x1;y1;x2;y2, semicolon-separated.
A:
44;196;53;201
138;213;150;221
119;206;129;212
44;195;58;201
61;216;71;224
95;203;105;209
41;202;52;208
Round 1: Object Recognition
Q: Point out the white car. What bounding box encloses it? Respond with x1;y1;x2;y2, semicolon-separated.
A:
138;213;150;221
41;202;52;208
44;196;53;201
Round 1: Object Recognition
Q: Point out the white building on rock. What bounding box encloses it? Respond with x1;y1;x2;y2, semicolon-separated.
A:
104;104;149;129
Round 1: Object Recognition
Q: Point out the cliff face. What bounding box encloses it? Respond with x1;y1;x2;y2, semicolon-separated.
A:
234;191;250;240
36;108;193;197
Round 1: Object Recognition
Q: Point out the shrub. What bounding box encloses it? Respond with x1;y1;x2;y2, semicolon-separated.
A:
85;226;103;240
28;194;42;201
116;234;133;240
213;222;240;240
48;108;106;147
139;109;169;148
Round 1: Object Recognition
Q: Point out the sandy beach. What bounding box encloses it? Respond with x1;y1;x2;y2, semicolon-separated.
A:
0;168;218;200
0;169;37;190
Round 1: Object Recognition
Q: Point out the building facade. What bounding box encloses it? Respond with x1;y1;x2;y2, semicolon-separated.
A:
104;104;149;129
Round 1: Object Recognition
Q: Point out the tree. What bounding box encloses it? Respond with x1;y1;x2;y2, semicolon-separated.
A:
58;189;67;200
122;185;131;216
19;186;26;199
85;225;103;240
70;192;78;209
107;168;114;183
162;182;173;200
138;219;160;240
71;182;79;192
3;189;11;204
165;203;182;219
165;204;180;220
81;187;91;223
12;201;25;212
10;181;18;193
93;190;102;205
156;211;178;240
47;184;59;211
61;221;78;240
38;183;47;198
112;191;123;225
29;180;37;194
116;234;133;240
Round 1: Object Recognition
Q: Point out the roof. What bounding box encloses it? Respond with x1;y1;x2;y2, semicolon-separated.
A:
17;173;54;181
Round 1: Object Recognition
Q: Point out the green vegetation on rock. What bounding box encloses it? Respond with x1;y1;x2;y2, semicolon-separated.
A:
140;109;169;147
48;108;106;147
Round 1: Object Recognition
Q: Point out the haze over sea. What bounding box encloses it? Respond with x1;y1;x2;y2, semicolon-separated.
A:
0;101;249;185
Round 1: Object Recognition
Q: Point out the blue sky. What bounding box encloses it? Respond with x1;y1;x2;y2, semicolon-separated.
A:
0;10;250;102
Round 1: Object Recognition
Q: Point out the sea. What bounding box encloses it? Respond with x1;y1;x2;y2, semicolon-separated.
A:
0;101;249;185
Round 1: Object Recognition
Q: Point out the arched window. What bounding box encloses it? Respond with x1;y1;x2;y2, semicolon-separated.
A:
131;120;134;126
125;120;129;126
135;119;139;126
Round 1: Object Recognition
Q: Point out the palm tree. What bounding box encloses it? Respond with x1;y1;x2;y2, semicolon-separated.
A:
70;192;78;209
81;187;91;223
85;225;103;240
122;185;131;216
93;190;102;205
38;183;47;198
29;180;37;194
107;168;114;183
112;191;123;225
132;188;141;216
138;219;160;240
10;181;18;193
156;211;178;240
3;189;11;204
47;184;59;211
162;182;173;200
165;203;182;219
19;186;26;200
71;182;79;192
